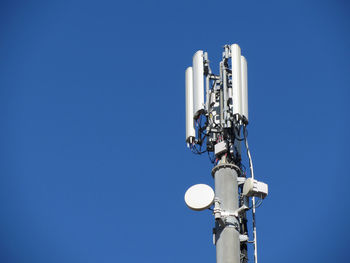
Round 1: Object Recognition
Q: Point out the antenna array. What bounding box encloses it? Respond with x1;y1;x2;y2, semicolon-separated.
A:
184;44;268;263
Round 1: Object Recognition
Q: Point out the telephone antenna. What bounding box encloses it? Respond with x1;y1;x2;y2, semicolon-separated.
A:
184;44;268;263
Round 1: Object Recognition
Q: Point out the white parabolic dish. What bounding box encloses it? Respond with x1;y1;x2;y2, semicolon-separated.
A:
184;184;215;211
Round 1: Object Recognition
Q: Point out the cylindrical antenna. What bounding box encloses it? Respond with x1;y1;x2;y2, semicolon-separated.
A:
204;52;210;113
185;67;195;146
193;50;204;119
241;56;248;123
230;44;242;117
222;61;229;126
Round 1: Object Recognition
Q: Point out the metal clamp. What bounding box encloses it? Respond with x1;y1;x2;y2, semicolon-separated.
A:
213;197;249;230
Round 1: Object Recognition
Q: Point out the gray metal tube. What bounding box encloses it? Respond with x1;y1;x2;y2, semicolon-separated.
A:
213;164;240;263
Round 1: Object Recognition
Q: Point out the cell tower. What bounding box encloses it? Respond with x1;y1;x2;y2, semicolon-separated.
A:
184;44;268;263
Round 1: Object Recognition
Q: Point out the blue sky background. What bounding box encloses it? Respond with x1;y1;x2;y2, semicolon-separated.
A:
1;0;349;262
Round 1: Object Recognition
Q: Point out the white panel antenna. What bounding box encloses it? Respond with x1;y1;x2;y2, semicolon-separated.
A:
185;67;195;146
241;56;248;122
192;50;204;119
230;44;242;117
243;178;268;199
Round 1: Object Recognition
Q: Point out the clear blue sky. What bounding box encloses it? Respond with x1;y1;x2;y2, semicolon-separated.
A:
1;0;349;262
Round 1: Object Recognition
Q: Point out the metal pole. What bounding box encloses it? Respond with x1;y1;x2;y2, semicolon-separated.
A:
212;161;240;263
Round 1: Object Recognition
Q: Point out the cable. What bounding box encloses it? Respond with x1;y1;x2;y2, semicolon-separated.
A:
234;125;245;141
208;151;215;164
255;199;263;209
240;163;247;177
191;144;207;155
243;124;258;263
243;125;254;179
247;198;263;210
